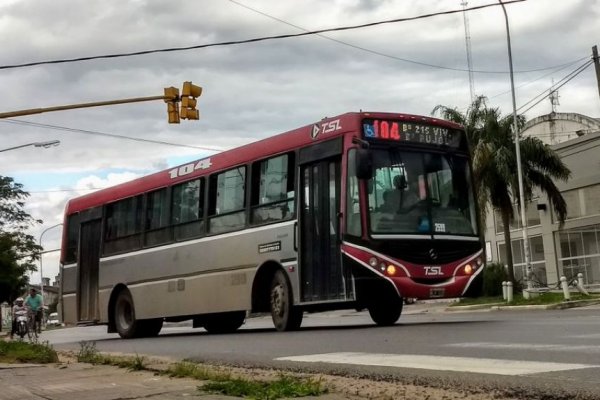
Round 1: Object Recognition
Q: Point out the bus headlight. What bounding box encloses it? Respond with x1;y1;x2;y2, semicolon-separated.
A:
369;257;378;268
464;264;473;275
386;265;397;276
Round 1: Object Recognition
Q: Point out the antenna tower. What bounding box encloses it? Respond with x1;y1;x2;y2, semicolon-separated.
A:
461;0;475;103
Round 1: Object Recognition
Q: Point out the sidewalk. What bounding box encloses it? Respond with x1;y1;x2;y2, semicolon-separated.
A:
0;362;345;400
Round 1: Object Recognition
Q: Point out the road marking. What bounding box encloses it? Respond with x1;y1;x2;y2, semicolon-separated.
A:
446;342;600;353
275;352;596;376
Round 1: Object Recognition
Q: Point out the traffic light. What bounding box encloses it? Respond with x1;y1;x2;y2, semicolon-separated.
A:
164;87;180;124
180;81;202;120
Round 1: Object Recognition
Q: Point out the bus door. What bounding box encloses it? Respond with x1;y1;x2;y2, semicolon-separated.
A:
299;138;349;302
78;218;101;322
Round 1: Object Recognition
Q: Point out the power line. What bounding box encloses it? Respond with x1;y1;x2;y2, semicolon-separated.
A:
489;56;589;100
517;59;592;112
0;118;225;152
227;0;579;75
518;60;594;114
0;1;540;73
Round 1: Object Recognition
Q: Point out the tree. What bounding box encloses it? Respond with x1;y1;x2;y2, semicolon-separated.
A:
0;176;42;306
432;96;570;284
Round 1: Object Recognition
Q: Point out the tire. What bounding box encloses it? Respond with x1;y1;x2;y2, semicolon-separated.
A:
368;287;403;326
203;311;246;334
114;289;141;339
18;322;27;339
270;270;302;331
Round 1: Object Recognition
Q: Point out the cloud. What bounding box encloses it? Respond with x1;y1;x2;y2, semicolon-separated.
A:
0;0;598;283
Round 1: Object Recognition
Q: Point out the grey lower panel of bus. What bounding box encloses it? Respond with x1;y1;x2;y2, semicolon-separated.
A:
62;221;299;324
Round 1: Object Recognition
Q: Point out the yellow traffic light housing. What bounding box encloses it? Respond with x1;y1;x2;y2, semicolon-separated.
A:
180;81;202;120
164;87;180;124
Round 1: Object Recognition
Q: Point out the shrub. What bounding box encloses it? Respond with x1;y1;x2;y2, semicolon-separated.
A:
482;262;507;297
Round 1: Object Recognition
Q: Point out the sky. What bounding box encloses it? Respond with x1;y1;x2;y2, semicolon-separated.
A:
0;0;598;285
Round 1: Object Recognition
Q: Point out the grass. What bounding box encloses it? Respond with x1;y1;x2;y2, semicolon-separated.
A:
77;341;146;370
165;361;232;381
454;292;600;307
76;342;328;399
0;340;58;364
200;375;327;399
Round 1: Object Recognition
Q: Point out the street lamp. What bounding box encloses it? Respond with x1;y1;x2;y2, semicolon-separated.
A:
0;140;60;153
498;0;532;292
39;223;63;312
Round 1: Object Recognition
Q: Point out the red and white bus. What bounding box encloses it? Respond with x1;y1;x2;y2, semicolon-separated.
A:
59;111;483;338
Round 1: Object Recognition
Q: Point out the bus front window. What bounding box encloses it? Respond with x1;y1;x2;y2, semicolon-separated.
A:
367;149;477;236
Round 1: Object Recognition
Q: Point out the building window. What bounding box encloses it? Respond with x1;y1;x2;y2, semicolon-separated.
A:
494;201;541;234
497;235;546;285
559;184;600;222
250;154;294;225
209;166;246;234
557;224;600;284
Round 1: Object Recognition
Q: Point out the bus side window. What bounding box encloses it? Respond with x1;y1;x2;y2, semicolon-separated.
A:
171;178;204;240
250;153;295;225
346;149;361;236
209;167;246;234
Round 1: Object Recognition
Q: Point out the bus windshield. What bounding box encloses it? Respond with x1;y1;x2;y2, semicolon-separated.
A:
367;149;477;236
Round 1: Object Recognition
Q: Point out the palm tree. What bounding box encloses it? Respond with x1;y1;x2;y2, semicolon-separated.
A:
432;96;570;284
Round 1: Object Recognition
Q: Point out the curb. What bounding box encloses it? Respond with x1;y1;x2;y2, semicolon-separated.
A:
447;298;600;312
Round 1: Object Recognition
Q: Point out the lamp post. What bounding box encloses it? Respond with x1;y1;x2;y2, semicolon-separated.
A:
39;223;63;313
0;140;60;153
498;0;532;292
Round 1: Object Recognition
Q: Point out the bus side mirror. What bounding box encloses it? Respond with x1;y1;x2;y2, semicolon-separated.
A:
355;148;372;180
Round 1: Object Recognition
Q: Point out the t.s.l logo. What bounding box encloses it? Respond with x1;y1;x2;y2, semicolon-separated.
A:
424;266;443;276
311;119;342;139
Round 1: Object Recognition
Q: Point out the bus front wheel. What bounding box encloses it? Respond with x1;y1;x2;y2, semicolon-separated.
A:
270;270;302;331
114;289;141;339
368;289;403;326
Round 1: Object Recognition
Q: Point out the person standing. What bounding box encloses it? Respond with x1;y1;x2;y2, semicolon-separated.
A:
25;288;43;334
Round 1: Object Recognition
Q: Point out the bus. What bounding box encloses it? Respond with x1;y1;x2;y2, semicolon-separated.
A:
59;111;483;338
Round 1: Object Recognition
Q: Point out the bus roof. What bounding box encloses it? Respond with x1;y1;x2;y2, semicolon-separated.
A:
64;111;462;215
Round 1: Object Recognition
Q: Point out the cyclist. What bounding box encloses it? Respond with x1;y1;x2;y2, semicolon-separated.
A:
25;288;43;334
9;297;28;340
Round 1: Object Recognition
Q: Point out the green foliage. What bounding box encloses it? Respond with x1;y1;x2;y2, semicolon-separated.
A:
0;340;58;363
482;263;507;297
130;353;146;371
77;341;100;363
166;361;232;381
432;97;570;283
0;176;43;305
200;374;327;399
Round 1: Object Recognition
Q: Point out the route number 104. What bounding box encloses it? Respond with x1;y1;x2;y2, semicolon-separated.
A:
168;158;212;179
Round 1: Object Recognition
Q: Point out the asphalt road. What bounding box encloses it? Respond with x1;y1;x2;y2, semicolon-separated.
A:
44;302;600;399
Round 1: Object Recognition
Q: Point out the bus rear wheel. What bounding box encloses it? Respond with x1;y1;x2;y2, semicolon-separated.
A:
114;289;141;339
270;270;302;331
368;289;403;326
203;311;246;334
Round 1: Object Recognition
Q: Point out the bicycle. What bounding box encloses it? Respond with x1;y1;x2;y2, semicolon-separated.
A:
27;310;39;342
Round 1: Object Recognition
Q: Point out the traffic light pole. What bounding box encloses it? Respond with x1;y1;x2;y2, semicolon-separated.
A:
0;95;172;119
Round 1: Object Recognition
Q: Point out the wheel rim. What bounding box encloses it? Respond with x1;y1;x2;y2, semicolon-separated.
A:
117;299;133;330
271;284;285;317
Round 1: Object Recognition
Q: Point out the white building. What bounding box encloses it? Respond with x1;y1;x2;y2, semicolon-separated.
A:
485;112;600;287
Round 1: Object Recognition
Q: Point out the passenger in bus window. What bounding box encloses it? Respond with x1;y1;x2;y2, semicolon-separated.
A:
380;190;400;213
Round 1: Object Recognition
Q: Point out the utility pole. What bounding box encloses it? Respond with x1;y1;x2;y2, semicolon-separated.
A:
593;45;600;101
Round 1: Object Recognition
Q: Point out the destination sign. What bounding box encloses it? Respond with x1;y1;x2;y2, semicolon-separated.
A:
362;119;462;148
